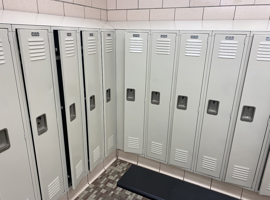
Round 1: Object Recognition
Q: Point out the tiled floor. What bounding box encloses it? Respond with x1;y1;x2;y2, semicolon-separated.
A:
75;159;149;200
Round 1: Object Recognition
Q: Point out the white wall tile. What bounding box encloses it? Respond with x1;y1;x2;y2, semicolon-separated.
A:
117;0;138;9
38;0;64;16
138;156;160;172
241;189;270;200
104;149;117;169
163;0;189;8
107;0;117;9
175;7;203;20
3;0;38;13
190;0;220;7
235;5;270;19
108;9;126;21
150;8;175;21
68;175;89;200
101;9;108;20
74;0;92;7
64;3;84;18
85;7;100;19
92;0;107;9
139;0;162;8
255;0;270;4
211;180;242;199
221;0;255;5
203;6;235;20
127;9;149;20
118;150;138;164
160;163;185;180
184;171;212;189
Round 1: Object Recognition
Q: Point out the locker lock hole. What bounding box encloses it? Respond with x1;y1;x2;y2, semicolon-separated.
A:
151;91;160;105
207;100;220;115
240;106;256;122
106;89;111;103
0;128;10;153
90;95;96;111
126;88;135;101
177;95;188;110
36;114;48;135
70;103;76;122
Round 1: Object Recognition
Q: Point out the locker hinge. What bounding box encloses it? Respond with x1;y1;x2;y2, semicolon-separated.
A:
7;32;11;43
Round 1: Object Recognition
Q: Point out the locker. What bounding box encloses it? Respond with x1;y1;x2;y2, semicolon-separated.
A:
146;32;177;162
81;30;104;171
169;33;209;169
101;31;117;157
259;150;270;196
226;34;270;188
124;32;148;154
196;33;247;178
17;29;65;200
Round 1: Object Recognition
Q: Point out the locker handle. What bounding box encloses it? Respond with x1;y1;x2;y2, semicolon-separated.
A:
90;95;96;111
0;128;10;153
240;106;256;122
207;100;219;115
106;89;111;103
126;88;135;101
70;103;76;122
151;91;160;105
36;114;48;135
177;95;188;110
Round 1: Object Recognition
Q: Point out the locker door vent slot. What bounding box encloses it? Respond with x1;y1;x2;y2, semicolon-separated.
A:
76;160;83;180
151;91;160;105
257;41;270;61
90;95;96;111
36;114;48;135
207;100;219;115
93;146;100;163
174;148;188;163
106;89;111;103
202;156;217;172
87;37;96;55
128;137;139;149
65;37;75;57
130;37;143;53
267;179;270;191
126;88;135;101
177;95;188;110
28;38;46;61
232;165;249;181
48;176;60;200
218;40;238;59
106;37;113;53
151;141;162;156
185;39;202;57
108;135;114;150
240;106;256;122
156;38;171;55
69;103;76;122
0;40;5;64
0;129;10;153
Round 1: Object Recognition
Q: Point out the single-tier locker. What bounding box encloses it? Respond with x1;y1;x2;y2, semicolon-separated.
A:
259;149;270;196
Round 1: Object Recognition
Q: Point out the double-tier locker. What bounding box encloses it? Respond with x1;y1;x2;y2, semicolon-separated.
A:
17;28;66;200
81;30;104;171
101;31;116;157
226;34;270;188
169;32;209;169
196;33;247;178
146;32;177;162
259;149;270;196
124;32;148;155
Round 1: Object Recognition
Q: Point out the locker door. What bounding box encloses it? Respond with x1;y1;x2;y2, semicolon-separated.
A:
170;33;209;169
146;33;177;161
81;31;104;171
58;30;85;188
226;34;270;188
124;32;148;154
18;29;65;200
101;31;116;157
196;34;246;178
259;151;270;196
0;29;36;200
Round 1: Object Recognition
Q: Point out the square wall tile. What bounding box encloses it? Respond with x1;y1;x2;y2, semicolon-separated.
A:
138;156;160;172
150;8;175;21
203;6;235;20
118;150;138;164
108;10;126;21
256;0;270;4
117;0;138;9
88;160;105;183
127;9;149;20
241;189;270;200
211;179;242;199
68;175;89;200
184;171;212;189
234;5;270;19
92;0;107;9
104;149;117;169
221;0;255;5
175;7;203;20
163;0;189;8
85;7;101;20
74;0;92;6
107;0;117;9
139;0;162;8
64;3;84;18
190;0;220;7
3;0;38;13
101;10;108;20
160;163;185;180
38;0;64;16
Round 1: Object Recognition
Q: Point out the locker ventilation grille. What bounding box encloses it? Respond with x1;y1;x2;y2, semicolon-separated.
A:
0;40;5;64
156;38;171;55
76;160;83;180
151;141;162;156
202;156;217;171
232;165;249;181
267;179;270;191
218;40;238;59
130;37;143;53
174;148;188;163
108;135;114;150
128;137;139;149
185;39;202;57
93;146;100;163
106;37;113;53
87;37;96;55
65;37;75;57
48;176;60;200
28;38;46;61
257;41;270;61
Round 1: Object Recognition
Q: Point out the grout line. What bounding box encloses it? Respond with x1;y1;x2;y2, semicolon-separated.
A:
202;7;205;20
240;188;244;199
173;8;176;20
233;6;236;20
36;0;39;13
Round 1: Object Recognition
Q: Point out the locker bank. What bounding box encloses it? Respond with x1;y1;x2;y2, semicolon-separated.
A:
1;2;270;200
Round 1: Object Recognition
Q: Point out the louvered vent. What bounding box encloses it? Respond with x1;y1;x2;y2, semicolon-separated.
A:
218;40;238;59
28;38;46;61
232;165;249;181
202;156;217;172
106;37;113;53
87;37;96;55
130;37;143;53
156;38;171;55
257;41;270;61
185;39;202;57
108;135;114;150
0;40;5;64
127;137;139;149
151;141;162;156
76;160;83;180
267;179;270;191
48;176;60;200
65;37;75;58
93;146;100;163
174;148;188;163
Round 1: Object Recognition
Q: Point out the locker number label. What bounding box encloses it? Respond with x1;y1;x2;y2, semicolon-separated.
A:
191;35;198;39
133;34;140;37
67;33;72;36
160;35;167;38
31;32;40;37
266;37;270;41
225;36;234;40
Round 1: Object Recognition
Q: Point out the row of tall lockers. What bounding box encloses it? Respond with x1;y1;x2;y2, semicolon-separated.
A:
0;25;116;200
122;30;270;194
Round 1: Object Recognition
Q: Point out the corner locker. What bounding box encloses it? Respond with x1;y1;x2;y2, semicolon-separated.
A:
124;32;148;155
146;32;177;162
226;34;270;188
17;28;65;200
81;30;104;171
196;33;247;178
169;33;209;169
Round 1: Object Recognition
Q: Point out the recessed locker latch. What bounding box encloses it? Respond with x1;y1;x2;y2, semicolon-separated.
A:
151;91;160;105
90;95;96;111
69;103;76;122
207;100;220;115
36;114;48;135
177;95;188;110
0;128;11;153
126;88;135;101
240;106;256;122
106;89;111;103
